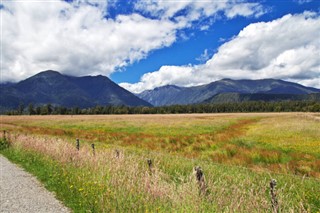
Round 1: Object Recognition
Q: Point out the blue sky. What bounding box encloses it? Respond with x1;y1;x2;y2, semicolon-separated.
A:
1;0;319;93
112;0;319;83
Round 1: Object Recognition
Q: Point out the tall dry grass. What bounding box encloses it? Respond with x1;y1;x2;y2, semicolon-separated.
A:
3;132;318;212
2;113;319;178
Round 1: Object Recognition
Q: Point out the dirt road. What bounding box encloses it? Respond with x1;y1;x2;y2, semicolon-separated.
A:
0;155;70;213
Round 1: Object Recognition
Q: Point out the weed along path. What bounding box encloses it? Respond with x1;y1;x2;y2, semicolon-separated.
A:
0;155;70;213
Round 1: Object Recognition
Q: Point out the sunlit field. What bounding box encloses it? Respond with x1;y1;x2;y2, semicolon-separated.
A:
1;113;319;212
2;113;320;176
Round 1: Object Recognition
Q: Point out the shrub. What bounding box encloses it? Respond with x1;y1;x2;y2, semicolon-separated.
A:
0;138;10;150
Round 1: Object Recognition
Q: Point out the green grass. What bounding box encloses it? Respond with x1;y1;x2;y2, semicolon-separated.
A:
245;115;320;156
1;135;319;212
1;114;320;177
1;113;320;212
2;114;237;136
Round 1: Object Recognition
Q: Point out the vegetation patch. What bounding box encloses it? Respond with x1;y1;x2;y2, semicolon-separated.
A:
1;113;320;177
0;138;10;150
1;133;319;212
0;113;319;211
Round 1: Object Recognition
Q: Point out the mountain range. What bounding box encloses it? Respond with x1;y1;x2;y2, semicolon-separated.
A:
203;92;320;104
1;71;319;112
0;70;151;111
137;79;320;106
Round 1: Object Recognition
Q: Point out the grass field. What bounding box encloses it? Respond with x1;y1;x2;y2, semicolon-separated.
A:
1;113;319;212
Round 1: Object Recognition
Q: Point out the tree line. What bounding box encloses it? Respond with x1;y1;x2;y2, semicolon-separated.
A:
4;101;320;115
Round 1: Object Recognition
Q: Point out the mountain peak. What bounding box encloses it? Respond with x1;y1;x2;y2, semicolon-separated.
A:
36;70;62;76
0;71;151;110
220;78;233;81
28;70;65;83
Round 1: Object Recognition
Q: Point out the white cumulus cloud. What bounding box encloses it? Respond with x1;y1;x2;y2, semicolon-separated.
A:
0;0;266;83
121;12;320;93
0;1;177;82
134;0;267;24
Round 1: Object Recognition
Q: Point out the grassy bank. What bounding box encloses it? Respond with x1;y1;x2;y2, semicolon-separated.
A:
2;113;320;177
1;133;319;212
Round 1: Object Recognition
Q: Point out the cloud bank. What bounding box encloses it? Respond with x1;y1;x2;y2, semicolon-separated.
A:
1;1;177;81
120;12;320;93
0;0;265;82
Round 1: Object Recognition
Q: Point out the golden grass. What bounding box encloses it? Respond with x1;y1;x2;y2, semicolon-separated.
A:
3;133;319;212
245;113;320;155
1;113;320;177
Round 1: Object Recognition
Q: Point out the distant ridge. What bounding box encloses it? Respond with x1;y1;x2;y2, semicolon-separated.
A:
137;79;320;106
203;92;320;104
0;70;151;111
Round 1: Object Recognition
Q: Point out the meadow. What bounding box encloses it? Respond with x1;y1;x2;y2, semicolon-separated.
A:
1;113;319;212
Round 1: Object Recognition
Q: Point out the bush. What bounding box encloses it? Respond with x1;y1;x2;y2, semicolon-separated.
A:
0;138;10;150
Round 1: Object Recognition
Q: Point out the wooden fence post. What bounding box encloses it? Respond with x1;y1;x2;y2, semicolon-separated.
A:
91;143;95;156
3;130;6;141
270;179;278;213
147;159;153;173
193;166;207;195
76;138;80;151
115;149;120;158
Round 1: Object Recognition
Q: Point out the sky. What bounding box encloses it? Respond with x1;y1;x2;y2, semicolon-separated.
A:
1;0;319;93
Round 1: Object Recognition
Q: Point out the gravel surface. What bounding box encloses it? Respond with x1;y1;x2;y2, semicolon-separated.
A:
0;155;70;213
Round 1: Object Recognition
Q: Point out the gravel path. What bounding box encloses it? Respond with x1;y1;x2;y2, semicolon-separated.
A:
0;155;70;213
